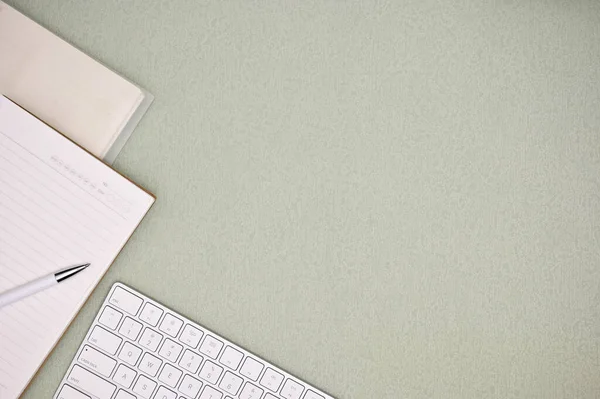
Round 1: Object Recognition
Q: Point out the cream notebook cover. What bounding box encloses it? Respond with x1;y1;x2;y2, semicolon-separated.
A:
0;2;153;164
0;96;155;398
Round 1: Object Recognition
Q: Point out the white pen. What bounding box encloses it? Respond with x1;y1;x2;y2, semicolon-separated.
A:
0;263;90;309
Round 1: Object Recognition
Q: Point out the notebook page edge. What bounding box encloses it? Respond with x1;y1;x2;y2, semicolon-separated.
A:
0;94;155;397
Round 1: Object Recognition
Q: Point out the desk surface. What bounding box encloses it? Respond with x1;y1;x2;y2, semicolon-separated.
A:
12;1;600;398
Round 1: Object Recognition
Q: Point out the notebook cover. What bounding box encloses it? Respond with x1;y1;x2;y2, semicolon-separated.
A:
0;1;153;164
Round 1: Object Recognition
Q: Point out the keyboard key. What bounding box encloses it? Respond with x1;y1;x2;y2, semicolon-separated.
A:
138;352;162;377
119;316;143;341
280;379;304;399
154;385;177;399
112;364;137;388
259;367;284;392
199;335;223;359
158;338;183;362
218;371;243;395
118;342;142;366
178;374;203;397
264;394;278;399
57;384;90;399
179;324;203;348
198;360;223;385
159;313;183;337
98;306;122;330
238;382;263;399
140;302;163;326
303;390;325;399
158;363;183;388
67;365;116;399
179;349;203;373
239;357;264;381
115;390;136;399
132;375;157;399
78;345;116;377
139;327;163;351
88;326;122;355
109;286;143;315
199;385;223;399
219;346;243;370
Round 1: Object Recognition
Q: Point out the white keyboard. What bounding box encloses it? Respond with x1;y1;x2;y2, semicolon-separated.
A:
54;283;334;399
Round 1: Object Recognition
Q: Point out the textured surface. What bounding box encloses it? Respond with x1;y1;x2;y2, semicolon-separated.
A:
9;1;600;398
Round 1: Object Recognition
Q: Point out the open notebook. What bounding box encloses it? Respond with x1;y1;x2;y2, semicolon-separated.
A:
0;96;155;398
0;2;154;164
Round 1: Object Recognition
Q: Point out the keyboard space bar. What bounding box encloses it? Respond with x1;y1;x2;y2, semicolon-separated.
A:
66;365;116;399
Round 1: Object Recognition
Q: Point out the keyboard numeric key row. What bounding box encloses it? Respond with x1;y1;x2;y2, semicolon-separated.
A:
119;316;143;340
139;327;163;351
179;349;203;373
199;360;223;385
219;371;243;395
158;338;183;362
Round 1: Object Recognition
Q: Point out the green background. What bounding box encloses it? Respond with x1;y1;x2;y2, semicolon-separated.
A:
10;1;600;398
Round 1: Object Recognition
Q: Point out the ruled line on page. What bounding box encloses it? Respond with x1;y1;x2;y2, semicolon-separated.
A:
0;154;118;239
0;131;127;220
0;194;99;259
0;149;124;229
0;170;113;247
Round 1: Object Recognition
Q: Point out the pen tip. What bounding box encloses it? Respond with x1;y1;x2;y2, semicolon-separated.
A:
55;263;91;282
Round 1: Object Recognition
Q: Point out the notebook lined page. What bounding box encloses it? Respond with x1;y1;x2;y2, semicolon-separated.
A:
0;96;154;399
